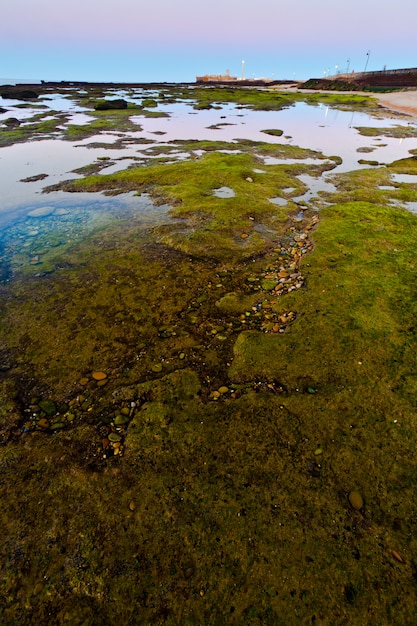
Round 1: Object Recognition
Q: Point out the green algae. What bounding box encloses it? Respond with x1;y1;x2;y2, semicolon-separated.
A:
355;124;417;139
63;104;154;141
169;85;376;113
49;149;335;260
3;87;417;624
0;111;69;146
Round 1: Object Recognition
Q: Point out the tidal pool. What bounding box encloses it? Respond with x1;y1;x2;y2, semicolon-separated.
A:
1;86;417;229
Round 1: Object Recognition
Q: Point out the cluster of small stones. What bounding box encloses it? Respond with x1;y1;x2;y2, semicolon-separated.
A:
22;371;110;435
0;206;93;279
241;215;319;332
99;401;137;459
21;370;139;460
209;380;286;401
206;213;319;401
249;218;318;294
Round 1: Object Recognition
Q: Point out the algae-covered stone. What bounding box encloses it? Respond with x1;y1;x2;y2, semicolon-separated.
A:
38;399;57;416
125;369;202;455
261;278;279;291
215;292;257;314
94;98;128;110
348;491;364;510
229;330;283;382
109;432;122;443
115;414;129;426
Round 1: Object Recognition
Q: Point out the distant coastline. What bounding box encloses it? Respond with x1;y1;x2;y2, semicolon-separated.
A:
0;78;42;86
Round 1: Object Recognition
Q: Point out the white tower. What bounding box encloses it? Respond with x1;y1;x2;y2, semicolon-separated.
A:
241;60;245;80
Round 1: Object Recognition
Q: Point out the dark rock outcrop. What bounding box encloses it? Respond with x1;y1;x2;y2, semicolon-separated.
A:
1;89;39;100
94;98;128;111
3;118;21;127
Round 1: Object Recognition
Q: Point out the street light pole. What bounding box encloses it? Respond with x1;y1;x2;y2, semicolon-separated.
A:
364;50;371;72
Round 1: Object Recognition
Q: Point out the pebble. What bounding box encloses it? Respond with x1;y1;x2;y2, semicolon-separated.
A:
37;417;50;430
92;371;107;381
27;206;55;218
38;399;57;416
114;414;129;425
261;278;279;291
392;550;405;563
151;363;163;373
218;386;229;394
348;491;364;510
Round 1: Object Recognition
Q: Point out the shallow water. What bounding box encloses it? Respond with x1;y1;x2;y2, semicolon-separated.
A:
213;186;235;198
1;87;417;233
391;173;417;184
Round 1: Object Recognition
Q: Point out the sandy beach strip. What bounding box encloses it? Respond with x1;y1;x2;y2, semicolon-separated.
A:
375;90;417;118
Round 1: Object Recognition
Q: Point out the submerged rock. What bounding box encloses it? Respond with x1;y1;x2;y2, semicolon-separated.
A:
27;206;55;218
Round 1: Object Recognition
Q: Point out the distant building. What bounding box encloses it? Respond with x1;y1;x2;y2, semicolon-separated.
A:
196;70;238;83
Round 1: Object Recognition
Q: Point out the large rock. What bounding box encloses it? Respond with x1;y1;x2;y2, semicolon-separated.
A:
1;89;39;100
94;98;128;111
3;118;20;127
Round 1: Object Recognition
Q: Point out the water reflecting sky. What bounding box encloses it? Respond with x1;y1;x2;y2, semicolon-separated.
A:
1;90;417;229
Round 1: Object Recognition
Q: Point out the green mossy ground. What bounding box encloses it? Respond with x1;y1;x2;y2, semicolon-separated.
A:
48;147;337;260
2;86;417;624
0;111;69;146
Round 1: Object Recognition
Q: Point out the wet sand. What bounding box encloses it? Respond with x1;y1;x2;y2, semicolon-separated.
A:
375;89;417;118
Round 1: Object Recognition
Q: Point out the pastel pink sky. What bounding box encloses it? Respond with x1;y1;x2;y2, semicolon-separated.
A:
1;0;416;82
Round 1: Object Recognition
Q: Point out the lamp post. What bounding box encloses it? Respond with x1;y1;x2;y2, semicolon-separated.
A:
364;50;370;72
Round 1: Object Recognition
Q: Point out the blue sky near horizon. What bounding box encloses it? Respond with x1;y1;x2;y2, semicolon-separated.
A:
1;0;416;83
